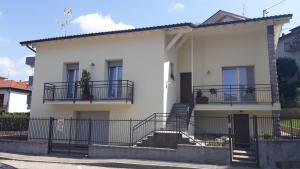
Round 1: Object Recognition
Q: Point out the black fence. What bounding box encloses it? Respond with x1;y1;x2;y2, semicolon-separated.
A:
43;80;134;104
193;84;273;105
0;115;300;147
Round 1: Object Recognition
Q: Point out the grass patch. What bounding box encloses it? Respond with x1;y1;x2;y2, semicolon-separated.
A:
281;119;300;129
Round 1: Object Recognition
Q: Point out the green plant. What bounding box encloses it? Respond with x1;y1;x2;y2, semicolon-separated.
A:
277;57;299;80
196;90;202;98
79;69;91;96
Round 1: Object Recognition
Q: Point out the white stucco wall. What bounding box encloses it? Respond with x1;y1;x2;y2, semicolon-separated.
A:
31;31;165;119
8;91;30;112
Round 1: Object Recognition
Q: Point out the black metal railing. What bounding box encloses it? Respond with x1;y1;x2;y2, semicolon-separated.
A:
193;84;273;105
1;115;300;149
43;80;134;104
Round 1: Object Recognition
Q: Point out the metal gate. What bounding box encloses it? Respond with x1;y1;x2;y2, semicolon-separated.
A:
48;118;91;155
228;115;259;167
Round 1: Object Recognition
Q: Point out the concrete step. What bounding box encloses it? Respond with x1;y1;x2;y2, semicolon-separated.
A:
233;154;256;161
233;149;255;156
231;159;257;168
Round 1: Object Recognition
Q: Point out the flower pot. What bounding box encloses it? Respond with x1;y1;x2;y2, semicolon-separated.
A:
81;93;92;100
196;97;208;104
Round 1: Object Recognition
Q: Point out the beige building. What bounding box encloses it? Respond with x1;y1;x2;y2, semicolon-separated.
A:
21;11;291;147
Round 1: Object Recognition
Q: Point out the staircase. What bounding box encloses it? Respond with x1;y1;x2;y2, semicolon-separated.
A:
166;103;190;130
136;131;195;148
135;103;195;148
232;148;257;167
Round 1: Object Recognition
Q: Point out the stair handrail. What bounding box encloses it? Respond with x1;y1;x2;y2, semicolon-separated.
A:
132;113;156;130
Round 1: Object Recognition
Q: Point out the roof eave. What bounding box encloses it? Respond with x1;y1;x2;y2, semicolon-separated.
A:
20;14;292;46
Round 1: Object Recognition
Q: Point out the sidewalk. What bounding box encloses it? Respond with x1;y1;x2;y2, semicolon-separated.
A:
0;152;255;169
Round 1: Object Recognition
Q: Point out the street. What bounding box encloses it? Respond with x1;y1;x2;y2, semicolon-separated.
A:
0;160;123;169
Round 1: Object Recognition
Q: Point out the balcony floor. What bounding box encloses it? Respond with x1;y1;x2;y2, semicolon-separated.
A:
194;102;281;111
44;100;132;105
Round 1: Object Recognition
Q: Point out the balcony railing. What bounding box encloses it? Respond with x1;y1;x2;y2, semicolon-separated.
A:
193;84;273;105
43;80;134;104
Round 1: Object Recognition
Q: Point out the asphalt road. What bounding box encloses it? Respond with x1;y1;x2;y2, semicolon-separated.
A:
0;160;123;169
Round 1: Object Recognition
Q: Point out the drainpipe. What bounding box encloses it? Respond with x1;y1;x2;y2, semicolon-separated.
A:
26;45;36;53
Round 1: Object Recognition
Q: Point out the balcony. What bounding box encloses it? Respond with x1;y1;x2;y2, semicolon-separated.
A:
43;80;134;104
193;84;274;106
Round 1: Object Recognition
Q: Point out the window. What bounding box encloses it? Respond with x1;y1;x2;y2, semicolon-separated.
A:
222;67;255;102
170;62;175;80
0;94;4;107
107;61;123;98
66;63;79;98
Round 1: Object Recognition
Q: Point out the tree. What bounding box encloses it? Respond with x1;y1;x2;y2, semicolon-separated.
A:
276;57;299;107
277;57;298;81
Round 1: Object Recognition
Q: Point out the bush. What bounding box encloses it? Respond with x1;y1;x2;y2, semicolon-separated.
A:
0;112;30;118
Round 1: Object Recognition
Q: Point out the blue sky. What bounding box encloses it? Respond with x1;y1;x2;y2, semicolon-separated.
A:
0;0;299;81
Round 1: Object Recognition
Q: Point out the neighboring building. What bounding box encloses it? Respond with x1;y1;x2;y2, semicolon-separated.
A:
25;55;35;109
20;10;291;150
276;25;300;80
0;79;31;112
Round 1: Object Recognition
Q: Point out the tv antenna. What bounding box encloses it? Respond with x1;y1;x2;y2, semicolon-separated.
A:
263;0;288;17
57;7;73;36
242;3;246;16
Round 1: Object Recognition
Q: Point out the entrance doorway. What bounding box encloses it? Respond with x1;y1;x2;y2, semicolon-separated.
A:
233;114;250;148
180;72;192;104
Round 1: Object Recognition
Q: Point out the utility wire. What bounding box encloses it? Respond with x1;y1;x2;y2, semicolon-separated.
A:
263;0;288;16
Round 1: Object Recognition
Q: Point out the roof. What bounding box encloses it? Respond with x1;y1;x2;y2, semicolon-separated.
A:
20;14;292;46
0;80;30;92
280;25;300;40
202;10;248;24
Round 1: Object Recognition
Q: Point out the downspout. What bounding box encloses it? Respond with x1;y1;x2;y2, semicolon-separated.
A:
26;44;36;53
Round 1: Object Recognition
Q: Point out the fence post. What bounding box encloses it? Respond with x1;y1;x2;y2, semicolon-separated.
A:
131;82;134;104
43;83;46;104
154;113;157;132
48;117;54;153
129;118;132;146
228;115;232;164
88;118;92;145
90;81;93;103
253;115;260;168
73;82;77;103
126;81;128;103
229;85;232;106
290;119;293;138
68;118;73;154
52;85;55;101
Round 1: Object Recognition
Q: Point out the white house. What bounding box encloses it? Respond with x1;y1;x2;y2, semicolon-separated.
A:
20;10;292;162
0;79;31;112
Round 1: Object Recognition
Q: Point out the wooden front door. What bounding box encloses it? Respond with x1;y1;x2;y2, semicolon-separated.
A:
180;72;192;104
234;114;250;148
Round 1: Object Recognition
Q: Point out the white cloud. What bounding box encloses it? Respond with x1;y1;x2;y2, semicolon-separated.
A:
0;36;11;44
0;55;34;81
72;13;134;33
171;3;185;11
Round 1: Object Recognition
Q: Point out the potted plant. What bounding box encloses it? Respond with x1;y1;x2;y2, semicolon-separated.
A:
195;90;208;104
79;69;92;100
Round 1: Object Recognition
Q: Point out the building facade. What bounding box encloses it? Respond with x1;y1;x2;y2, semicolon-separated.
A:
21;11;291;146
